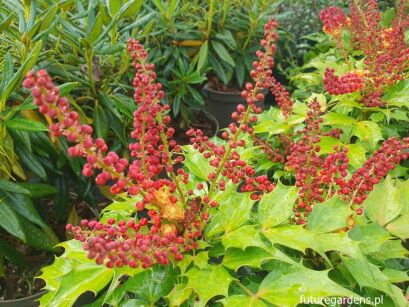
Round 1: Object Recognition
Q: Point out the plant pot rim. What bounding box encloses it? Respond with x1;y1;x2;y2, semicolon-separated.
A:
0;290;46;305
203;84;242;96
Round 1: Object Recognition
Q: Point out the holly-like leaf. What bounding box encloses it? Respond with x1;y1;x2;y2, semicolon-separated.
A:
342;256;407;307
222;247;294;271
307;196;352;233
364;176;403;226
386;215;409;239
166;284;193;307
258;183;298;229
222;294;267;307
183;145;213;180
185;265;234;307
221;225;266;250
256;262;358;306
352;121;383;148
347;144;367;168
109;265;177;306
205;191;254;238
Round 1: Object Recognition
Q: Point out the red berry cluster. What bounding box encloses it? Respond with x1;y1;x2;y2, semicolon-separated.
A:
286;99;326;223
67;218;186;268
320;6;350;35
339;137;409;209
323;68;364;95
23;40;208;269
188;19;281;201
324;128;343;139
322;2;409;107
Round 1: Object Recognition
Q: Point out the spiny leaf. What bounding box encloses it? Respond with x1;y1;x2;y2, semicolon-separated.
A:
185;265;234;307
258;183;298;229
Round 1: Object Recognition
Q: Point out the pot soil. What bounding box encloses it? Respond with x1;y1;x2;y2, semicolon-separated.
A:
202;84;267;128
171;109;219;145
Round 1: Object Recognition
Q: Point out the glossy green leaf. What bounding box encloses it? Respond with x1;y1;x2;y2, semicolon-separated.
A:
323;112;356;125
222;295;267;307
205;190;254;237
166;284;193;307
1;41;42;105
318;136;342;154
185;265;234;307
352;121;383;148
197;41;208;73
93;104;109;139
0;178;30;195
347;144;367;168
221;225;266;250
364;176;403;226
110;265;177;306
257;262;358;306
18;183;57;198
342;256;407;307
386;214;409;239
258;183;298;229
212;41;235;67
307;196;352;233
222;246;294;271
3;118;48;132
0;199;25;241
183;145;213;180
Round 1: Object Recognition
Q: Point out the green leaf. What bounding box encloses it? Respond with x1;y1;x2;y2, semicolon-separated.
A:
166;284;193;307
1;41;42;105
318;136;342;155
258;183;298;228
323;112;356;126
382;268;409;283
93;104;109;139
342;256;407;307
110;265;177;305
307;196;352;233
347;144;367;168
21;219;56;251
106;0;121;16
257;262;358;306
212;41;235;67
87;13;103;44
235;58;245;87
209;55;228;85
0;53;13;93
0;199;25;241
197;41;208;73
185;265;234;307
363;176;403;226
221;225;266;250
18;183;57;198
222;246;294;271
39;240;115;306
386;215;409;239
3;118;48;132
223;295;267;307
0;178;30;195
183;145;213;180
352;121;383;148
205;190;254;238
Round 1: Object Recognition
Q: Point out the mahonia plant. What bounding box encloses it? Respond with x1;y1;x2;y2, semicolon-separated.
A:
321;0;409;107
23;19;289;269
23;13;409;272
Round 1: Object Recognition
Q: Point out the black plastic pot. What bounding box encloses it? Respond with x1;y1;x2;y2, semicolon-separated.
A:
202;84;266;128
0;291;45;307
